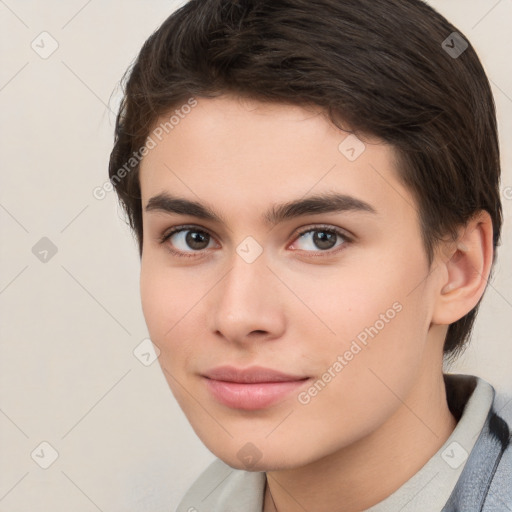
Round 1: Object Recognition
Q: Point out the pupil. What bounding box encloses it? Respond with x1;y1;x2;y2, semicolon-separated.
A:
314;231;336;250
187;231;209;250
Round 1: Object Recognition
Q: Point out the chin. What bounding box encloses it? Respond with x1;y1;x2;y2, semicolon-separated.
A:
205;439;309;473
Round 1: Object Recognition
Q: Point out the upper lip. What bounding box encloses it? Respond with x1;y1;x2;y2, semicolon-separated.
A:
202;365;309;383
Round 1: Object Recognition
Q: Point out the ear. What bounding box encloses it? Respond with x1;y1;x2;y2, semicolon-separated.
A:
431;210;494;325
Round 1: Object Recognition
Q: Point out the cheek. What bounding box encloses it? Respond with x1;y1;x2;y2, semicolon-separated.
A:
139;256;207;366
140;262;200;411
289;298;430;456
140;261;167;335
293;242;428;345
140;254;186;349
298;242;430;372
297;247;431;421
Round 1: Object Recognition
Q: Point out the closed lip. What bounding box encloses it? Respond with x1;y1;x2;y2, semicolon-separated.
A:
202;365;309;383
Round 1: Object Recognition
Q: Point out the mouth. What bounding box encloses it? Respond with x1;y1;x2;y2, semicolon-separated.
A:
202;365;311;410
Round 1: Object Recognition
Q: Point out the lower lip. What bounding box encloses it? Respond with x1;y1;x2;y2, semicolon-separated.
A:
204;377;310;410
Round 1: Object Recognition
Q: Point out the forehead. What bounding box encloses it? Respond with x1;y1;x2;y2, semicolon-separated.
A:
139;95;416;225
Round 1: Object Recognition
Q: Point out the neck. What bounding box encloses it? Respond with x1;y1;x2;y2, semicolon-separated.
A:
263;364;457;512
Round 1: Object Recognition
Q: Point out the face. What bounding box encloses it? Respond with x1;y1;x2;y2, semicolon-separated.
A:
139;94;443;471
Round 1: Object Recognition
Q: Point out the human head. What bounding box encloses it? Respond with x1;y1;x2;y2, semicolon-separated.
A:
109;0;501;384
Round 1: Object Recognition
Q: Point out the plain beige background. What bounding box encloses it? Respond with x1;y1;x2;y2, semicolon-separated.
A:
0;1;511;510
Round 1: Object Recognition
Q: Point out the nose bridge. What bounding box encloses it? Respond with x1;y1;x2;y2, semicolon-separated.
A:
209;246;283;340
219;249;269;317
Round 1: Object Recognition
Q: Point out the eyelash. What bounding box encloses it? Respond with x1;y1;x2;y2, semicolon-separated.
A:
158;224;353;259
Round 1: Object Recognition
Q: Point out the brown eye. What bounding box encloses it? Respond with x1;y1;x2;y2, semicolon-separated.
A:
160;226;216;257
291;225;351;254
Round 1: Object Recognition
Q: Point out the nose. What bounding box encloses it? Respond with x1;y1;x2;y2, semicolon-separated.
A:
207;249;286;346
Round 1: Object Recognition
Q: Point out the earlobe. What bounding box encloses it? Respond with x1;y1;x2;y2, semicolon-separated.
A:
432;211;494;325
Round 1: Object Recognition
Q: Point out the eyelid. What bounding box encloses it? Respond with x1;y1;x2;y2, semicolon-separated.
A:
159;224;216;245
291;223;354;243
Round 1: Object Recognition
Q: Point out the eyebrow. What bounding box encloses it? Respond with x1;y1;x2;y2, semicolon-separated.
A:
145;191;377;226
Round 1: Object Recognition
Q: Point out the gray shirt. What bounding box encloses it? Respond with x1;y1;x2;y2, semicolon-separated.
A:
175;373;512;511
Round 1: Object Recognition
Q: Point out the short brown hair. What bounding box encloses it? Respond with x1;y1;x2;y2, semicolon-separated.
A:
108;0;502;362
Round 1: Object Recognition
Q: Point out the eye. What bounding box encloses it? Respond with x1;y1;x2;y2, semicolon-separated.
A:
159;224;352;259
289;225;351;255
159;225;217;258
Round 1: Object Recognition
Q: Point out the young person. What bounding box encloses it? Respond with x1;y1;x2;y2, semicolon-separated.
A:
108;0;511;510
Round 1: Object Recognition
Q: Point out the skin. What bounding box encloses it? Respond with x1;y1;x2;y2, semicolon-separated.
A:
138;94;493;512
